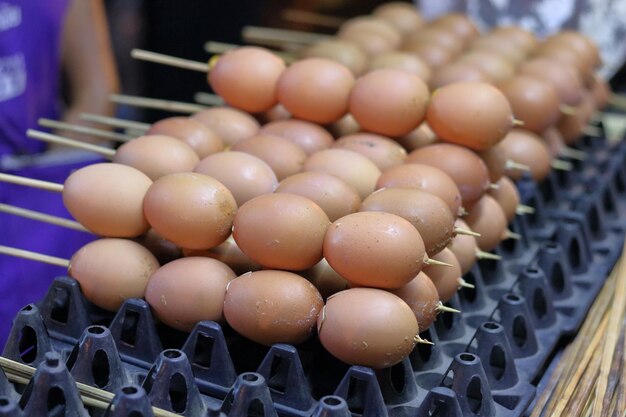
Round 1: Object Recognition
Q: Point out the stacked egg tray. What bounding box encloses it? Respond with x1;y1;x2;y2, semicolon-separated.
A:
2;123;626;417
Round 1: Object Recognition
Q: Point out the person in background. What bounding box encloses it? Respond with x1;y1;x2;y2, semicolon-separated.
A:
0;0;119;348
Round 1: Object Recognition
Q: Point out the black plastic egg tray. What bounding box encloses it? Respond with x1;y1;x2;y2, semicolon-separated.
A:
2;122;626;417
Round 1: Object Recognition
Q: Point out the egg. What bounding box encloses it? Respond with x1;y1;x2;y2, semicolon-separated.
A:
489;176;520;223
425;82;514;151
224;270;323;345
465;195;508;251
395;122;438;152
421;248;462;302
518;59;584;107
431;13;480;43
231;134;307;180
469;35;527;65
233;193;330;270
143;172;237;250
183;235;262;275
113;135;199;180
407;143;490;209
209;46;286;113
458;51;515;84
544;31;601;69
360;187;455;256
478;143;508;183
543;126;567;158
191;107;260;147
327;113;361;138
534;43;592;85
367;52;432;83
194;151;278;207
62;163;152;237
318;288;418;369
429;61;491;89
323;211;426;289
277;58;355;124
259;120;334;155
145;257;236;331
332;133;407;171
349;69;430;137
489;26;538;54
497;76;561;134
262;103;291;123
389;271;440;331
338;17;402;56
447;219;478;275
304;149;381;200
275;172;361;222
301;258;350;299
300;39;368;77
147;117;223;158
372;2;424;35
376;163;463;216
499;129;551;181
403;42;455;69
69;238;159;311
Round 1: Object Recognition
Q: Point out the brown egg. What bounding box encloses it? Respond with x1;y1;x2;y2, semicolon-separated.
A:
459;51;515;84
367;52;432;83
518;59;584;107
534;43;592;85
262;103;291;123
498;76;561;134
113;135;199;180
69;238;159;311
489;176;519;223
194;151;278;207
300;258;350;299
300;39;368;77
183;235;262;275
349;69;430;137
324;211;426;289
499;129;551;181
224;270;323;345
304;149;381;199
338;17;402;56
407;143;491;209
403;28;464;57
147;117;223;158
426;82;514;151
133;229;182;265
191;107;260;147
209;46;286;113
429;61;492;89
231;134;307;180
543;126;566;158
556;110;585;145
275;172;361;222
277;58;355;124
477;143;508;183
389;271;440;331
490;26;538;54
333;133;407;171
465;195;508;251
469;36;526;65
422;248;461;302
327;113;361;138
233;193;330;270
143;173;237;250
447;219;478;275
403;42;455;69
259;120;334;155
360;188;454;256
376;163;462;216
544;31;601;69
396;122;438;152
63;163;152;237
145;257;236;331
372;2;424;34
318;288;418;368
430;13;480;43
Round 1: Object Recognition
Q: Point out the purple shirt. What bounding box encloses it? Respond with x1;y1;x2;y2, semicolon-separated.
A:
0;0;101;348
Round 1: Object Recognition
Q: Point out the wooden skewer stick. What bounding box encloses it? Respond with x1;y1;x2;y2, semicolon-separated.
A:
0;245;70;267
27;129;115;158
559;146;587;161
204;41;296;63
0;172;63;192
608;93;626;111
516;204;535;215
281;9;345;28
475;250;502;261
194;92;225;106
423;257;453;267
583;125;602;137
131;48;209;73
0;203;89;233
454;227;481;237
436;302;460;314
504;230;522;240
512;119;525;127
489;182;500;190
560;104;578;116
80;113;151;131
242;26;333;46
551;159;574;171
505;160;531;172
38;118;134;142
110;94;210;114
457;278;475;289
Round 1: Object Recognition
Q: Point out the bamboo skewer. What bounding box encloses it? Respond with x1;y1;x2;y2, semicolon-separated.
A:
0;172;63;193
0;245;70;267
281;9;345;28
204;41;296;63
131;49;209;73
241;26;333;47
193;92;225;106
80;113;151;131
38;118;134;141
26;130;116;157
0;203;89;233
110;94;210;114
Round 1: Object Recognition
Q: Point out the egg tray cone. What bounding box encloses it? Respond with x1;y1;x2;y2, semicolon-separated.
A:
2;123;626;417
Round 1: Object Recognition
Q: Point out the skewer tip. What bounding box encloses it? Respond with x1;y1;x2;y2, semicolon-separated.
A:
414;334;435;345
457;278;475;289
516;204;536;215
436;302;461;314
424;257;454;267
454;227;481;237
475;250;502;261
